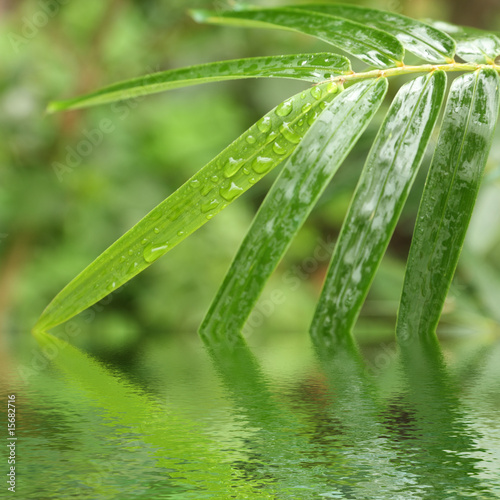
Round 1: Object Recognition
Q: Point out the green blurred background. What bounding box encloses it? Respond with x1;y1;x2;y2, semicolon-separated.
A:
1;0;500;360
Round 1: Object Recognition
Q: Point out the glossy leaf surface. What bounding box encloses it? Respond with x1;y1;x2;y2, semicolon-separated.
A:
397;69;500;341
292;4;455;63
199;78;388;339
311;71;447;340
34;82;341;332
429;21;500;63
47;53;351;112
191;8;404;68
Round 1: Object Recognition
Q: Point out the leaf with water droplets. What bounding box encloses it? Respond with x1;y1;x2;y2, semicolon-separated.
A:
311;71;447;340
34;82;343;333
397;69;500;341
427;20;500;64
47;53;351;112
199;78;387;340
191;7;404;68
291;4;456;63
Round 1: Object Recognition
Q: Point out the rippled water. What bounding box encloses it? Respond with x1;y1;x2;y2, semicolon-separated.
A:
1;331;499;499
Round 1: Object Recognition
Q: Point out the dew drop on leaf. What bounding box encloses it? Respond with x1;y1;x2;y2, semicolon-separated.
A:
223;157;244;178
272;141;287;155
252;156;274;173
257;116;272;133
275;98;294;117
219;181;244;201
310;86;323;100
279;122;301;144
143;242;169;263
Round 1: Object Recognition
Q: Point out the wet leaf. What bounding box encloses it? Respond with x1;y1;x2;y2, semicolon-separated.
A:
34;82;341;333
397;69;500;340
311;71;447;340
293;4;455;63
191;7;404;68
47;53;351;112
200;78;387;339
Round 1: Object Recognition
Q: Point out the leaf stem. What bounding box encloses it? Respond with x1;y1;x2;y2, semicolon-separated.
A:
318;62;500;86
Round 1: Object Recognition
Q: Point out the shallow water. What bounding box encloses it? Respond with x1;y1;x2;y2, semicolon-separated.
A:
1;331;499;499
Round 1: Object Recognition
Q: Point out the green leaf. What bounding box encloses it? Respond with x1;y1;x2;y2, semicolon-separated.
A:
34;82;342;333
199;78;387;340
191;8;404;68
397;69;500;341
292;4;456;63
47;53;351;112
311;70;447;340
428;20;500;64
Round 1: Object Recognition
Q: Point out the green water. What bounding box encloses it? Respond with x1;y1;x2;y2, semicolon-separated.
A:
1;331;499;499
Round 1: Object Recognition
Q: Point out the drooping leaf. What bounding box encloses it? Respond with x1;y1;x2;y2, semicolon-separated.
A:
191;7;404;68
397;69;500;341
428;20;500;64
311;70;447;340
292;4;455;63
199;78;388;340
47;53;351;112
34;82;342;333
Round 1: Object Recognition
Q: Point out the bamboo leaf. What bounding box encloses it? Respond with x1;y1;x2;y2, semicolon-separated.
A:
34;82;342;333
199;78;387;339
397;69;500;341
47;53;351;112
428;21;500;64
292;4;456;63
311;71;447;340
191;8;404;68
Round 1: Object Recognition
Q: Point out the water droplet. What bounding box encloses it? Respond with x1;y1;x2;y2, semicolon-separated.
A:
327;82;339;94
107;281;117;292
249;177;257;184
211;175;219;183
177;230;185;237
319;101;327;110
300;91;307;99
150;210;162;221
246;135;256;144
154;227;160;234
128;261;140;274
302;103;312;113
201;184;212;196
243;167;250;174
128;249;134;256
257;116;272;133
276;98;293;117
298;119;304;126
272;141;287;156
223;157;244;178
310;86;323;100
279;122;301;144
120;255;126;263
143;242;169;263
190;179;200;189
252;156;274;174
201;198;219;213
268;131;278;141
206;214;214;220
220;181;243;201
141;238;148;245
307;110;320;125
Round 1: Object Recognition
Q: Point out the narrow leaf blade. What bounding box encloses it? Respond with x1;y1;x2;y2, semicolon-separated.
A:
311;71;447;340
292;4;456;63
199;78;388;340
191;8;404;68
397;69;500;341
429;20;500;64
47;53;351;112
34;82;342;332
